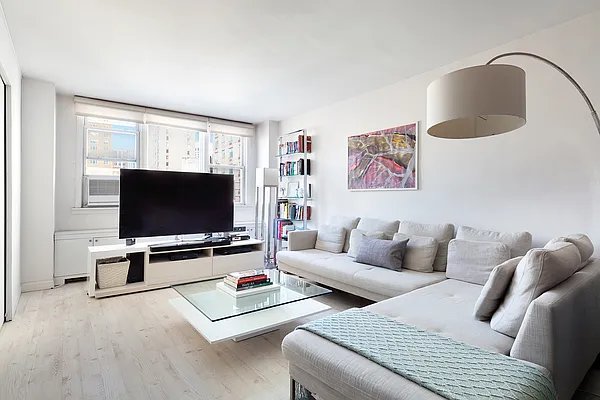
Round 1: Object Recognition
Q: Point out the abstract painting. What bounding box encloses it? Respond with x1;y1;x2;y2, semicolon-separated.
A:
347;123;418;190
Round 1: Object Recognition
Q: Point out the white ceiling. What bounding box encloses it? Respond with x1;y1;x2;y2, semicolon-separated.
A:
2;1;600;123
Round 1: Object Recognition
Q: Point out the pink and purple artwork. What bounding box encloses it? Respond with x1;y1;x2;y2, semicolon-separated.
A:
347;123;418;190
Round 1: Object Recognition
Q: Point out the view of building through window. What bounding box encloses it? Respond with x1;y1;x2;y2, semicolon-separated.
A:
209;133;244;202
85;118;138;176
146;125;203;172
83;117;246;203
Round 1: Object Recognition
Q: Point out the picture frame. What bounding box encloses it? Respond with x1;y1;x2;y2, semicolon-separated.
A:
347;122;419;191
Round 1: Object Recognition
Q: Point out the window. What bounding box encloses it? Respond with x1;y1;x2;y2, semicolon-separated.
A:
208;132;245;203
146;125;204;172
84;117;139;176
79;116;248;205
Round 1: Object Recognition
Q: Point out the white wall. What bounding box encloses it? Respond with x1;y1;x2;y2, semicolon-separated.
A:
279;11;600;249
21;78;55;291
55;94;256;232
0;3;21;320
256;120;279;168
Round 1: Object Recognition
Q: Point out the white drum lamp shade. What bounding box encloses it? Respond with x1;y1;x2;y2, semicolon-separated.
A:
427;64;527;139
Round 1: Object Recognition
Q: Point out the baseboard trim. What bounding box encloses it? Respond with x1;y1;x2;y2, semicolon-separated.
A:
21;280;55;292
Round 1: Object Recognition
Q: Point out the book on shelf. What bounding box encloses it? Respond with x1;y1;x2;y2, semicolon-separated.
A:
275;219;295;239
278;134;312;156
276;203;312;221
279;159;311;176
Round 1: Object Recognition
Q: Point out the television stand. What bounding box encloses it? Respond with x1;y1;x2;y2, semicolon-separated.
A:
87;238;264;298
149;237;231;252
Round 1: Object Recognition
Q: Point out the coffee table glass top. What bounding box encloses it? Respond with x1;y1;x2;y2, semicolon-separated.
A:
172;270;332;322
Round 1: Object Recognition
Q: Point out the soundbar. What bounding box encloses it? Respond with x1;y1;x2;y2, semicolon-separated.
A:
149;237;231;252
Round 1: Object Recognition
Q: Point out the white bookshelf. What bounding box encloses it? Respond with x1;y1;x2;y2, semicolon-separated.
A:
275;129;313;254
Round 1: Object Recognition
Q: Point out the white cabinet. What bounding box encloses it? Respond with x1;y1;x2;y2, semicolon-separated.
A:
93;236;124;246
54;230;124;279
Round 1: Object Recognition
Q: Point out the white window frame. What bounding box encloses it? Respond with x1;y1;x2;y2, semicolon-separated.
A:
206;132;248;205
75;117;249;208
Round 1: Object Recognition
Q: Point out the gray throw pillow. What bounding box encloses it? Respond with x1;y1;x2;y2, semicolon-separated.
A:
490;242;581;337
355;237;408;271
545;233;594;270
473;256;522;321
347;229;386;258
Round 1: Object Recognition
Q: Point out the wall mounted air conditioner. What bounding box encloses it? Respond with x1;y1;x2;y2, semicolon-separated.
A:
83;175;120;207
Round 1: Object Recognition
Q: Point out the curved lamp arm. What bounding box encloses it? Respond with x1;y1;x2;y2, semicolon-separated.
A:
486;52;600;136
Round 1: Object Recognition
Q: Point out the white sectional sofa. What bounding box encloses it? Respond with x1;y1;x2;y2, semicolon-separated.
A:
279;217;600;400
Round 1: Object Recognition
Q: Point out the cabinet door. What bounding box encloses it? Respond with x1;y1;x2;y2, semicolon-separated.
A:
93;236;125;246
55;237;93;278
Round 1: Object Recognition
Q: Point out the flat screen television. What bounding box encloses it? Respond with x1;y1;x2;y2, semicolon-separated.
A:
119;169;234;239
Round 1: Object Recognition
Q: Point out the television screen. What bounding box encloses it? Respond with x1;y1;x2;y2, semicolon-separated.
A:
119;169;234;239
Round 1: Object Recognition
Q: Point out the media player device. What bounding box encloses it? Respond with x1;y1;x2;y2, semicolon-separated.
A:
149;237;231;252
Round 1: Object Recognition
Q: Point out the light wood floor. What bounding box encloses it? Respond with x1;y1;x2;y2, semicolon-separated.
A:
0;281;370;400
0;281;599;400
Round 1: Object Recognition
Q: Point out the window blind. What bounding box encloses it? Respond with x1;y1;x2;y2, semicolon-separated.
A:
74;96;255;136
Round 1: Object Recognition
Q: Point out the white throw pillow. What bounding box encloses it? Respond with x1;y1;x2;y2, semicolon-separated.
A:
545;233;594;270
446;239;511;285
392;233;438;273
314;225;346;253
328;216;360;252
356;218;399;237
490;242;581;337
473;256;522;321
456;225;532;257
398;221;455;271
348;229;386;258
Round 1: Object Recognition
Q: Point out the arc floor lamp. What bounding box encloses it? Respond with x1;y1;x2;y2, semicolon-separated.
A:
426;52;600;139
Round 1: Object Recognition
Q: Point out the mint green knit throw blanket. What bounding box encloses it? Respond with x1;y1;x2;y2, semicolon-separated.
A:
297;308;556;400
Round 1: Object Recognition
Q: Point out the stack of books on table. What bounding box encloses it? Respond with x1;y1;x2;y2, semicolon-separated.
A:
224;270;273;291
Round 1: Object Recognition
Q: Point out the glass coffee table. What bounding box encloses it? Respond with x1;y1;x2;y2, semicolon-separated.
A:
169;270;332;343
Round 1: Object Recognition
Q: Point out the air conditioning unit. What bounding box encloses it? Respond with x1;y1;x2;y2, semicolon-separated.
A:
83;176;120;207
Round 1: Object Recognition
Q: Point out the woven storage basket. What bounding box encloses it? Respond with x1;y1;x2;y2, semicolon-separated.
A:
97;256;130;289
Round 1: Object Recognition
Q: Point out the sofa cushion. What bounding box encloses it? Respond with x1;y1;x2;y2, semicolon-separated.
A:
277;249;339;273
283;331;446;400
490;242;581;337
277;249;446;299
352;268;447;299
393;233;437;273
356;237;407;271
328;216;360;252
356;218;399;238
315;225;346;253
446;239;511;285
545;233;594;270
473;256;522;321
398;221;455;272
347;229;386;258
456;225;532;257
277;250;371;284
366;279;515;354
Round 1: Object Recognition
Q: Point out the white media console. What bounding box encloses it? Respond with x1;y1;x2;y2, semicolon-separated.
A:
87;239;264;298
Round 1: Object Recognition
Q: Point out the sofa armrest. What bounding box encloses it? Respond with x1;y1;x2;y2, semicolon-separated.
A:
510;259;600;399
288;230;318;251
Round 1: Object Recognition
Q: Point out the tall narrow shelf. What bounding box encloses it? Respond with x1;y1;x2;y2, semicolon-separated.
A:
275;129;313;256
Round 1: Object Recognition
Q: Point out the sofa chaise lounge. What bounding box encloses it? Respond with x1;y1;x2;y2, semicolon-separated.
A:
279;218;600;399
